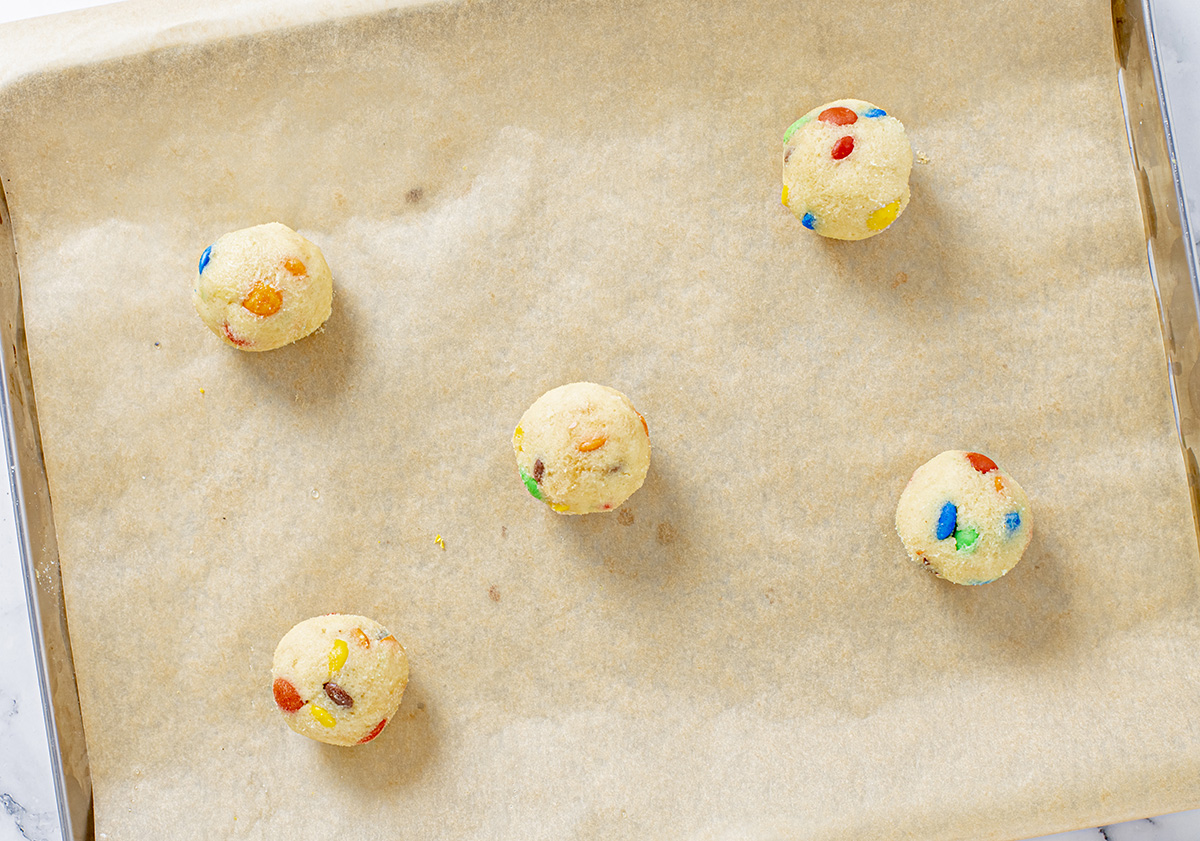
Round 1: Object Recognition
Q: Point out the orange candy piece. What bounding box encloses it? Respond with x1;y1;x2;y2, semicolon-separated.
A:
578;436;607;453
242;282;282;316
283;257;307;276
273;678;303;713
351;628;371;648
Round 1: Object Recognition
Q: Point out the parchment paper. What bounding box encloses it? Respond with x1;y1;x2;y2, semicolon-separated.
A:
2;0;1199;839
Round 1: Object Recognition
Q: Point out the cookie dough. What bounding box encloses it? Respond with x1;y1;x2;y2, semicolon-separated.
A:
895;450;1033;585
513;382;651;515
193;222;333;351
271;614;409;746
781;99;913;240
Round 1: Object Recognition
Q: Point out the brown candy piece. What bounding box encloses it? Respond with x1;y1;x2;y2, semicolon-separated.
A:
324;681;354;708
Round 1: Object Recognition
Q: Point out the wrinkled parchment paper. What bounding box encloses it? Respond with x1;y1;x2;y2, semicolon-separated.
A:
2;0;1199;838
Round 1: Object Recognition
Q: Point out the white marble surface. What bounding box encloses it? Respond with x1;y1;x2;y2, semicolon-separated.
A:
0;578;59;841
1158;0;1200;229
1;0;1200;839
0;431;58;838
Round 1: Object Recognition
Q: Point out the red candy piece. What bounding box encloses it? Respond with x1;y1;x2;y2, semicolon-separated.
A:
222;322;250;348
965;452;998;474
358;719;387;744
818;106;858;126
273;678;303;713
831;136;855;160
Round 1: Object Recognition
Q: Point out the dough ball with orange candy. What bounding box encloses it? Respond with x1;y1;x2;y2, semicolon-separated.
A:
513;382;651;515
271;614;409;746
193;222;332;351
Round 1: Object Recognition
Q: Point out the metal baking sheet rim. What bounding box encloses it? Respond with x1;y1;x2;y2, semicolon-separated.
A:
2;1;1199;839
1115;0;1200;554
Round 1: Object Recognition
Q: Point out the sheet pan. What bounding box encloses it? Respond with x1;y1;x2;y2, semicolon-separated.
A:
4;0;1200;838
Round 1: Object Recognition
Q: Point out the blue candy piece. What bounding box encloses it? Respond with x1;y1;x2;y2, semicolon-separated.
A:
864;108;887;118
198;245;213;275
801;212;816;230
935;501;957;540
1004;511;1021;533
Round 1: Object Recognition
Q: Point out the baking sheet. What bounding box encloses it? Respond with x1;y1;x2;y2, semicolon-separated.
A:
2;0;1199;839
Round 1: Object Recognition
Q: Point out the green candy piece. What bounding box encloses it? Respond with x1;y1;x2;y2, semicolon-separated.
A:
954;526;980;552
783;114;813;144
519;466;542;500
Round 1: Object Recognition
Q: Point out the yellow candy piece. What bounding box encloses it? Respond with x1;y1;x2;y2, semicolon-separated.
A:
550;502;571;513
328;639;349;675
781;185;789;208
866;199;902;231
513;426;524;449
310;704;336;728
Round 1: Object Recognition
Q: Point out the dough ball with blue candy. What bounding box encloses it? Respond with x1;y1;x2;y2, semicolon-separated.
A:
193;222;333;352
895;450;1032;585
781;99;913;240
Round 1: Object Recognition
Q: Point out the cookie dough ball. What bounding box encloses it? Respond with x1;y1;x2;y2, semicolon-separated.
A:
271;614;409;746
781;99;913;240
513;382;651;514
193;222;333;351
895;451;1032;585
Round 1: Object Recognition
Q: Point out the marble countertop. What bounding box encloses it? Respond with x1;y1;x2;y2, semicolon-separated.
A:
1;0;1200;839
0;504;57;841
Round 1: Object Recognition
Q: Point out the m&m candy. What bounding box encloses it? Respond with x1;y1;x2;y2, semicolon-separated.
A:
895;451;1033;585
781;99;913;240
